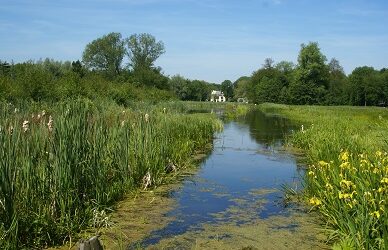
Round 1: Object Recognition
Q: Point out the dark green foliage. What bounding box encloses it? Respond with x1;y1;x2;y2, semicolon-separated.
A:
220;80;233;100
0;60;175;104
288;42;329;104
347;66;385;106
82;32;126;77
241;42;387;106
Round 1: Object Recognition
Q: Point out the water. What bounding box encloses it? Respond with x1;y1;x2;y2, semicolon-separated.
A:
131;110;311;249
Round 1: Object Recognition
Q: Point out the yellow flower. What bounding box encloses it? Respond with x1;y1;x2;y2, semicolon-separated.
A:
325;183;333;191
339;162;350;169
380;177;388;185
376;151;383;158
309;196;322;206
340;151;349;162
318;161;330;168
378;187;384;193
369;211;380;219
340;179;355;189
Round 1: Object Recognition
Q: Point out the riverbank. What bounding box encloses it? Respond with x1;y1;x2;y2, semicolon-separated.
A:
0;99;222;249
258;103;388;249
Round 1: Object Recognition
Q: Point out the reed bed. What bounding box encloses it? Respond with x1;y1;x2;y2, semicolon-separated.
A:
259;103;388;249
0;99;222;249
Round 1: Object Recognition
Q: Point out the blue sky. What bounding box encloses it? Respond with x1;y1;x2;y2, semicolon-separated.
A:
1;0;387;83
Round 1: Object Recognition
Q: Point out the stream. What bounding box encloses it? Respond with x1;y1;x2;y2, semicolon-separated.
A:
102;110;327;249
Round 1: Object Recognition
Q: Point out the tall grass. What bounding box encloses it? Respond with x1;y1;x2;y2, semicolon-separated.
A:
259;103;388;249
0;99;222;249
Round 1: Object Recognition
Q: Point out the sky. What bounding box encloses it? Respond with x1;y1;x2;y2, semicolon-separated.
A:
0;0;387;83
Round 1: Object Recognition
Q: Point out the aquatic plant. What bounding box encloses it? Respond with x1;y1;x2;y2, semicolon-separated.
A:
0;99;221;249
259;103;388;249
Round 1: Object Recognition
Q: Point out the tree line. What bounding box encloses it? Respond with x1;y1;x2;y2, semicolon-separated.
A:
1;34;387;106
0;32;219;105
231;42;388;106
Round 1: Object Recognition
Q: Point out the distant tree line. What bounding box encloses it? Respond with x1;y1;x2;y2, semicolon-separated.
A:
232;42;388;106
1;37;387;106
0;32;219;104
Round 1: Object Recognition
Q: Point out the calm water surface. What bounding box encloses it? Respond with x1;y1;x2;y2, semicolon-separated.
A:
134;110;304;248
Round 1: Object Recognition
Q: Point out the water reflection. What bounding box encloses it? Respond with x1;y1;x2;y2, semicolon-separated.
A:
132;110;304;248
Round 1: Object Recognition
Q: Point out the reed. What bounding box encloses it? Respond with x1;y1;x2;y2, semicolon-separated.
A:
0;99;222;249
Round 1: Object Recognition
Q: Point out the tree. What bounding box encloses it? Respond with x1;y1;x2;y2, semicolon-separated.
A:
250;61;286;104
348;66;380;106
288;42;329;104
71;60;85;77
0;60;11;76
326;58;346;104
262;58;275;69
169;75;189;100
125;33;165;72
220;80;233;100
82;32;125;76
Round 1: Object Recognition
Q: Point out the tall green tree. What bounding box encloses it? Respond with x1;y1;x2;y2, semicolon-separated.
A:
82;32;125;76
288;42;329;104
125;33;166;87
125;33;165;72
220;80;233;100
348;66;380;106
250;60;287;104
326;58;346;105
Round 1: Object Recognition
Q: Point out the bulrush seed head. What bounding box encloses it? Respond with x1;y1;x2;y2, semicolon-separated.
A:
22;120;29;133
47;116;53;132
8;125;14;134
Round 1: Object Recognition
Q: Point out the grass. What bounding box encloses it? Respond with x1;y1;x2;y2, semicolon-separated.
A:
259;103;388;249
0;99;222;249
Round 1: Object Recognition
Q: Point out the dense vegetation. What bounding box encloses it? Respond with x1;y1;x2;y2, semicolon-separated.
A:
0;32;221;104
259;104;388;249
234;43;388;106
0;99;222;249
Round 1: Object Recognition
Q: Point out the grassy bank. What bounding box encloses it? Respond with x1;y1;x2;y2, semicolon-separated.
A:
259;103;388;249
0;99;222;249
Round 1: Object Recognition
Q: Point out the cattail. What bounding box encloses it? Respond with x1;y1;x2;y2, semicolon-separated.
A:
142;171;152;190
47;115;53;132
8;125;13;134
22;120;29;133
144;113;149;123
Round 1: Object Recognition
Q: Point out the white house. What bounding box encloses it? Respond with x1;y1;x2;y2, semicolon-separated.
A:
210;90;226;102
